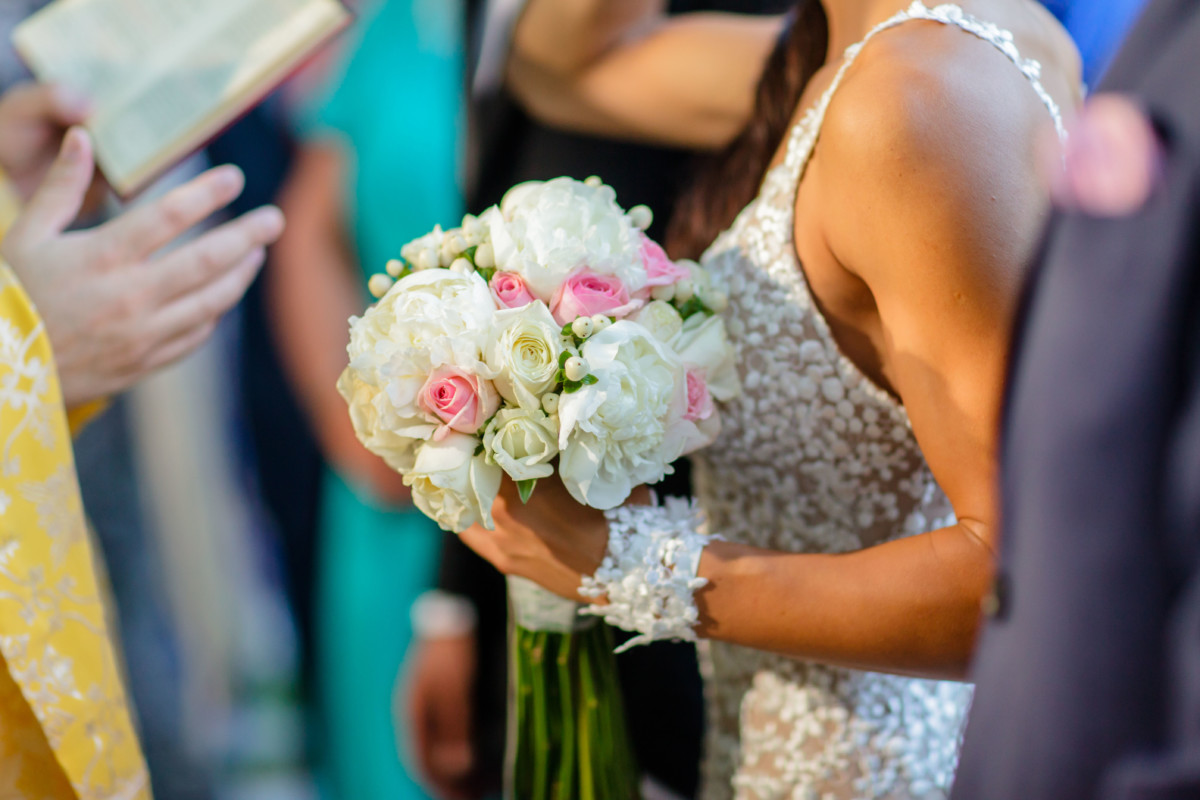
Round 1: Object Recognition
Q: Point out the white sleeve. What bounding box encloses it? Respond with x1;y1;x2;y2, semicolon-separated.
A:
579;496;722;653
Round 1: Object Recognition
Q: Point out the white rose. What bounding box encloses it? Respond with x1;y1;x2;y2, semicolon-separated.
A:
629;300;684;342
405;434;503;533
671;314;740;402
485;302;566;409
557;322;692;509
483;408;560;481
482;178;647;302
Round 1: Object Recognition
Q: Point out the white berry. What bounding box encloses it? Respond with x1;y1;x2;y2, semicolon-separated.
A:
474;242;496;269
571;317;595;338
564;357;589;382
628;204;653;231
367;274;394;299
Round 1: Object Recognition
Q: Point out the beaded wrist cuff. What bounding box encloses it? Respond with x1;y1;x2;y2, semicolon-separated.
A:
579;497;720;653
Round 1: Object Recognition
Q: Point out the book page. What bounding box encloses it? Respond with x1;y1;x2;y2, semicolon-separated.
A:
14;0;349;194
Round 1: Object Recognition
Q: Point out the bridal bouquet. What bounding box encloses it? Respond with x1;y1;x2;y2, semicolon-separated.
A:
339;176;737;799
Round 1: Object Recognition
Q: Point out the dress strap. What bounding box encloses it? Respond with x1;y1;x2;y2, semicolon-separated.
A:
781;1;1067;176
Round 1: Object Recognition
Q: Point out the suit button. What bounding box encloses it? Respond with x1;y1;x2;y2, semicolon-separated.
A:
982;572;1010;620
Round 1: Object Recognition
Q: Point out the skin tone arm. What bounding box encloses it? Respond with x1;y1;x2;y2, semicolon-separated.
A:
270;140;409;503
507;0;783;149
1;128;285;408
461;34;1060;682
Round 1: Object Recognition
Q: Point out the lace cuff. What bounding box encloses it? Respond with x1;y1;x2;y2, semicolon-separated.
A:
579;497;721;653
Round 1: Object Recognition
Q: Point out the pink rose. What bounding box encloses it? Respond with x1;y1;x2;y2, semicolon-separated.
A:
683;370;714;422
550;268;643;325
419;366;500;440
490;271;535;309
640;236;690;288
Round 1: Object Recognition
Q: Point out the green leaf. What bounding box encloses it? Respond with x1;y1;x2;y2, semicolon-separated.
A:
675;296;711;320
563;380;582;394
558;350;571;367
517;479;538;504
581;374;599;386
474;443;485;457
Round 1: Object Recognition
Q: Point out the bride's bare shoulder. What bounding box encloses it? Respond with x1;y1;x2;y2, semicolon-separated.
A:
818;16;1073;192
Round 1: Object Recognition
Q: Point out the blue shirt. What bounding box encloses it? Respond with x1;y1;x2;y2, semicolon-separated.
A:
1041;0;1150;87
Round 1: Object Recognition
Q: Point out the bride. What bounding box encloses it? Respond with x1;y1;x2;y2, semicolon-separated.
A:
459;0;1080;797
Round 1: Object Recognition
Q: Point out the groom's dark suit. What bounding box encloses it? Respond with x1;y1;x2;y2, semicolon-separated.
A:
952;1;1200;798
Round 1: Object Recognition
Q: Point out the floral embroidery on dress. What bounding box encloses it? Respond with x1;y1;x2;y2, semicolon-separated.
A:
0;260;149;800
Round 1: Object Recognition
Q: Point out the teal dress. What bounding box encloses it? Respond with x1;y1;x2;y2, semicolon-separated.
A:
303;2;464;798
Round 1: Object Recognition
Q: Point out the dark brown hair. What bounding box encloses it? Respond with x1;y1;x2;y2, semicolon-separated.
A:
666;2;829;260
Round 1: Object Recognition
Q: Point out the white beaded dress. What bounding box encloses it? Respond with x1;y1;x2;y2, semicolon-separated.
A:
663;4;1065;798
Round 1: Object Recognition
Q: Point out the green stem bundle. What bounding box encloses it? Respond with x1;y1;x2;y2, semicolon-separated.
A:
506;621;640;800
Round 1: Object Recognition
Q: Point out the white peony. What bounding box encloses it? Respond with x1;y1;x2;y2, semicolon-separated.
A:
336;369;422;473
482;178;647;302
341;269;497;453
405;433;503;533
557;322;694;509
485;302;567;410
671;313;740;402
629;300;684;342
483;408;560;482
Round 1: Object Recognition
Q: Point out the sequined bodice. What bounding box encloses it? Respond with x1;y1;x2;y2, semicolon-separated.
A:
688;3;1065;798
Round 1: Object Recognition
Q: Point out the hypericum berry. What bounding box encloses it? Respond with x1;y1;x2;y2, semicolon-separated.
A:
385;259;404;278
628;204;653;231
706;289;730;312
650;284;675;302
450;258;474;275
584;175;604;188
474;242;496;269
591;314;613;333
417;247;439;271
564;357;589;382
571;317;595;338
368;274;394;299
541;393;560;414
673;278;695;304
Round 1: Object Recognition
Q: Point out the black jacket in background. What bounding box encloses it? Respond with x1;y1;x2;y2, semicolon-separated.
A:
953;1;1200;797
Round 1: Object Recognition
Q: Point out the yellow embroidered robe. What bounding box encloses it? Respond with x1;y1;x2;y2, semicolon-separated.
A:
0;184;150;799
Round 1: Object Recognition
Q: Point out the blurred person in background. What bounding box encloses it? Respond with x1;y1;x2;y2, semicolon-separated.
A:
269;1;465;798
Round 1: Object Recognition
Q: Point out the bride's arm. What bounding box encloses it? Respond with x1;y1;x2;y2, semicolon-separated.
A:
506;0;783;149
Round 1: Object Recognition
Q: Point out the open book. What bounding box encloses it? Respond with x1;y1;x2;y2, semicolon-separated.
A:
14;0;351;196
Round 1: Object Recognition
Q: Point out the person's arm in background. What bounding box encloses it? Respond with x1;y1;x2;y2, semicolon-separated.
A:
269;138;409;502
506;0;782;148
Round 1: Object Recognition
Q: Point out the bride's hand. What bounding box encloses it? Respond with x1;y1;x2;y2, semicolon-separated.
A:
459;479;650;602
